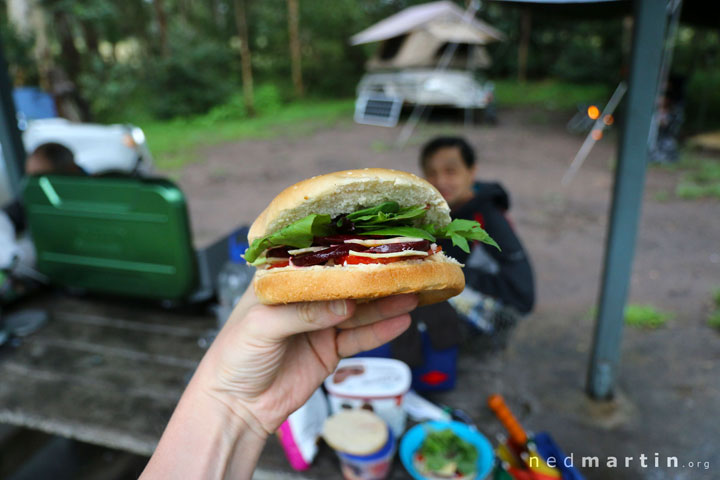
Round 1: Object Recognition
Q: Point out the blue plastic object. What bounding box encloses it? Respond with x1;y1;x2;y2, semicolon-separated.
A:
354;330;458;392
533;432;585;480
13;87;57;120
411;330;458;392
229;227;250;264
400;421;494;480
353;342;392;359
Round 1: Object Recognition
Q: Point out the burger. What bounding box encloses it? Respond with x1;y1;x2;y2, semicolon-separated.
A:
244;168;498;305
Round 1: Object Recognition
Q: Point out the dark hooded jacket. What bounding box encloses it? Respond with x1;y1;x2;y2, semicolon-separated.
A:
440;181;535;314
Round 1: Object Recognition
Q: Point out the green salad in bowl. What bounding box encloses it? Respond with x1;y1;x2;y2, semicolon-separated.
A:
413;428;479;479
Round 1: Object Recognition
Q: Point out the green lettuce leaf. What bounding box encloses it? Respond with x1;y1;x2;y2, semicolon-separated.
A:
243;214;333;263
243;202;499;263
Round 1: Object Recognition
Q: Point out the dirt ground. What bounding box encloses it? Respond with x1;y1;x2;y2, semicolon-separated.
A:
175;109;719;479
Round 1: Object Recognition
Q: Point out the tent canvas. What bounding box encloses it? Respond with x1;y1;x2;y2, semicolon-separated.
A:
351;0;504;71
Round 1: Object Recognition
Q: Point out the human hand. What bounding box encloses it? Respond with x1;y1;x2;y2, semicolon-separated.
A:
196;288;418;438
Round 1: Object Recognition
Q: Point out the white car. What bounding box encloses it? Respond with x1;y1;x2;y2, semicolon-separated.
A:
0;118;153;205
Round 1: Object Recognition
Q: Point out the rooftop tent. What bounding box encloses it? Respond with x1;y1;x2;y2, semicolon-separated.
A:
351;1;505;70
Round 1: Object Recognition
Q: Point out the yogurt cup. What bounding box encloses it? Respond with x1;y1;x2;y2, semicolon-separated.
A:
337;427;395;480
325;358;411;437
323;409;395;480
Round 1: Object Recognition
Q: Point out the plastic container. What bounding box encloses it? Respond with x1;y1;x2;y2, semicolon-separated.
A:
337;427;395;480
216;230;254;327
411;329;458;392
325;358;411;437
323;409;395;480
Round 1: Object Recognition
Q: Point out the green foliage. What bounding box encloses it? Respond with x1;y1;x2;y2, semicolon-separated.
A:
493;80;612;111
140;98;354;170
708;310;720;330
4;0;719;131
624;304;672;329
144;22;237;119
671;155;720;200
708;287;720;330
0;11;38;85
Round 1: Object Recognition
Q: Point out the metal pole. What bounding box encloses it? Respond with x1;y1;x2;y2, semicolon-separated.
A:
586;0;669;400
0;33;26;195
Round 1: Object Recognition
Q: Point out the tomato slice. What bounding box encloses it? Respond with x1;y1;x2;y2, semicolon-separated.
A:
340;250;436;265
268;260;290;269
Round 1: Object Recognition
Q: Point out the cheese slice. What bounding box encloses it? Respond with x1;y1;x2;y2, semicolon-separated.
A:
345;237;427;247
287;246;328;255
348;250;428;258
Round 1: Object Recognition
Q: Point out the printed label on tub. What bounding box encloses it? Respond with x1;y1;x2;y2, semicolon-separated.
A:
325;358;411;437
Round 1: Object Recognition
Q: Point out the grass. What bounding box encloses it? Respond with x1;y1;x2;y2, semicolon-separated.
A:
586;304;672;329
624;304;672;329
493;79;612;112
140;98;354;170
653;151;720;200
709;287;720;330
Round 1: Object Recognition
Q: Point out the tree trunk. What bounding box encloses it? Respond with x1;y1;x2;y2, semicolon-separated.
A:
154;0;169;56
287;0;303;98
234;0;255;116
517;8;531;83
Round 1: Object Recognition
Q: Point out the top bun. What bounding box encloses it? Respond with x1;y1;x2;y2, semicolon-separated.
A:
248;168;450;243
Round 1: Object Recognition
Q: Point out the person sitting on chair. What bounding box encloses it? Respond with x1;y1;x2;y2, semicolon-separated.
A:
1;143;85;287
419;136;535;337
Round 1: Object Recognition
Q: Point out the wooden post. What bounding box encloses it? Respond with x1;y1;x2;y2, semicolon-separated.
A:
234;0;255;116
287;0;304;98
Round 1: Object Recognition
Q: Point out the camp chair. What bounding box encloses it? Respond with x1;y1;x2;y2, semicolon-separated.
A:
22;175;233;303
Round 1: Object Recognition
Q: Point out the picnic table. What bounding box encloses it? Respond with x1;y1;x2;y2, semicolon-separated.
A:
0;292;508;479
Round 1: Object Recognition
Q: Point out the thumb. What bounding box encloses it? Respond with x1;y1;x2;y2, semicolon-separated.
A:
243;299;356;342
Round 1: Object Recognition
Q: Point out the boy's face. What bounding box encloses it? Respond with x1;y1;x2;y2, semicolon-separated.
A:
422;146;475;208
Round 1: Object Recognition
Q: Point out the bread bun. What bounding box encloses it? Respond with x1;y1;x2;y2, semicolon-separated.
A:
248;168;450;243
254;253;464;305
249;168;465;305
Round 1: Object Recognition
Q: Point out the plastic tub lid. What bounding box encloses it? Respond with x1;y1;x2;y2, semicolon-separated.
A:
323;410;388;456
325;357;411;399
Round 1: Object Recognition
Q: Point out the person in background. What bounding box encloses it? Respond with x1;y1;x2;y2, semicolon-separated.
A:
420;136;535;338
2;142;84;237
141;289;418;479
1;143;84;292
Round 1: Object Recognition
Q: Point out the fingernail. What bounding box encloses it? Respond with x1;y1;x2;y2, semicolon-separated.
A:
330;300;347;316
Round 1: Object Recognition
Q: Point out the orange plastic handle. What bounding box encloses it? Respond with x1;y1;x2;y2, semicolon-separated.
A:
487;394;528;446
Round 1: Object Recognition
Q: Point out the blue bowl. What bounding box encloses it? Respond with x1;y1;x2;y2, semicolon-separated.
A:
400;421;494;480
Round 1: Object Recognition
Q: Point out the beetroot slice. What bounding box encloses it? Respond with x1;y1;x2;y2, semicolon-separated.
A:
291;243;369;267
266;246;291;258
365;240;431;254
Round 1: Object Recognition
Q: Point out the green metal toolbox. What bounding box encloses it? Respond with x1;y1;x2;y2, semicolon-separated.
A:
23;175;198;300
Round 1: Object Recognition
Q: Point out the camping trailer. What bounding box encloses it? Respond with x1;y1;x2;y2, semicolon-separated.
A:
351;1;504;123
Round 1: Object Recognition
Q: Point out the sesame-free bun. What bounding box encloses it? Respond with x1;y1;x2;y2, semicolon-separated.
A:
249;168;465;305
254;253;464;306
248;168;451;243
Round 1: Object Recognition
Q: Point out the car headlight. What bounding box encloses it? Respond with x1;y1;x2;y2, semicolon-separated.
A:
131;127;145;145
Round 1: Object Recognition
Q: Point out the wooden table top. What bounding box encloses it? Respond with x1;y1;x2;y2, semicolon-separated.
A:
0;293;509;479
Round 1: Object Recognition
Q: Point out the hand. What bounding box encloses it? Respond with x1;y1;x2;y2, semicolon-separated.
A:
198;288;418;437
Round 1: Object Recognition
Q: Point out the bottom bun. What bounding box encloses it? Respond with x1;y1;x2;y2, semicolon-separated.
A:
253;255;465;306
